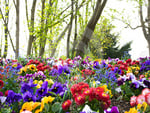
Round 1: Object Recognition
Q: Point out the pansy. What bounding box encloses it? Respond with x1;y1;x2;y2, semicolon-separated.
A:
21;79;37;94
48;82;67;97
6;90;22;104
35;81;48;100
23;91;36;102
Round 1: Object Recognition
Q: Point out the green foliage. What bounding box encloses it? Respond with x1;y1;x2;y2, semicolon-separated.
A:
89;17;119;59
103;40;132;59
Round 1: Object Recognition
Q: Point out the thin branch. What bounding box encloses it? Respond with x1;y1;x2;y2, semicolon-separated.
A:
0;8;16;52
13;0;17;9
25;0;29;28
114;17;150;30
48;0;87;28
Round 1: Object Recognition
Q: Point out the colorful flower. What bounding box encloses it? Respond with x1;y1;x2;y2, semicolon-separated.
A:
62;99;72;110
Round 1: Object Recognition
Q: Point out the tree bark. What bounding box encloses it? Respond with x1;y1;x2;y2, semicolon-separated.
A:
76;0;107;58
39;0;53;57
3;0;9;58
27;0;37;56
71;0;78;59
15;0;20;59
139;0;150;56
39;0;46;57
66;0;74;58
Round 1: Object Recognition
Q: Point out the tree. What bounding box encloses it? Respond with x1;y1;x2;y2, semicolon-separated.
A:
26;0;37;56
66;0;74;58
71;0;78;59
76;0;108;58
13;0;20;59
0;0;15;58
117;0;150;56
139;0;150;56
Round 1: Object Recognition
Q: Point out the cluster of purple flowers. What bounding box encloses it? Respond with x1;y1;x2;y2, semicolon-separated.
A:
6;90;22;104
17;71;46;82
140;60;150;73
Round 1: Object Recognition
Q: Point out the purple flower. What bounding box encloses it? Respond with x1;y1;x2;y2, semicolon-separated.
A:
49;68;59;76
63;65;71;74
105;106;119;113
93;61;100;69
21;79;37;94
23;91;36;102
6;90;22;104
130;80;140;89
58;65;63;75
14;93;22;102
48;82;67;97
117;78;124;86
143;80;150;88
35;81;48;99
34;71;46;80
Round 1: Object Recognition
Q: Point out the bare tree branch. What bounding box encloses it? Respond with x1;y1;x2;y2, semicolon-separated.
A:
0;8;16;53
13;0;17;9
48;0;87;28
25;0;29;28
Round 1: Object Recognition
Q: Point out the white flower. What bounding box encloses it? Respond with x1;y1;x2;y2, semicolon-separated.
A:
0;96;7;103
82;105;97;113
115;87;122;93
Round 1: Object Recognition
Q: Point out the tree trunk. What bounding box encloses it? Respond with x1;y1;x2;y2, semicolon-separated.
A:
39;0;46;57
3;27;8;58
3;0;9;58
66;0;74;58
15;0;20;59
27;0;37;56
71;0;78;59
76;0;107;58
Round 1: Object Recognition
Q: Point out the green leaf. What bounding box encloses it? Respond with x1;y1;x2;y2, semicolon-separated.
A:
52;102;61;113
44;103;50;112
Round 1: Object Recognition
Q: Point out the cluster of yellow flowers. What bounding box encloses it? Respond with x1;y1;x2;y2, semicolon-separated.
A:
125;102;147;113
20;96;55;113
144;70;150;78
34;79;54;89
127;66;140;75
99;84;113;98
18;64;37;74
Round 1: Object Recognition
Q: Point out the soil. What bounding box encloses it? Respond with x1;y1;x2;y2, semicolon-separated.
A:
111;96;131;113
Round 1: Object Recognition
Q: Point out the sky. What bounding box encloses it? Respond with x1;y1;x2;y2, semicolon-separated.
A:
1;0;149;60
106;0;149;60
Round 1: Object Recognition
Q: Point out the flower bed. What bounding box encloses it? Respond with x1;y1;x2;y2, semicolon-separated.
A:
0;56;150;113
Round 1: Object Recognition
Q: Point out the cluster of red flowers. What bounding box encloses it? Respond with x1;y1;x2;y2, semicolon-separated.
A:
130;88;150;107
81;69;95;79
27;59;51;72
0;80;4;89
110;59;139;76
70;82;111;110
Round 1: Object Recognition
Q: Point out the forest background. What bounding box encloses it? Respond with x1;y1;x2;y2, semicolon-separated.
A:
0;0;149;60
